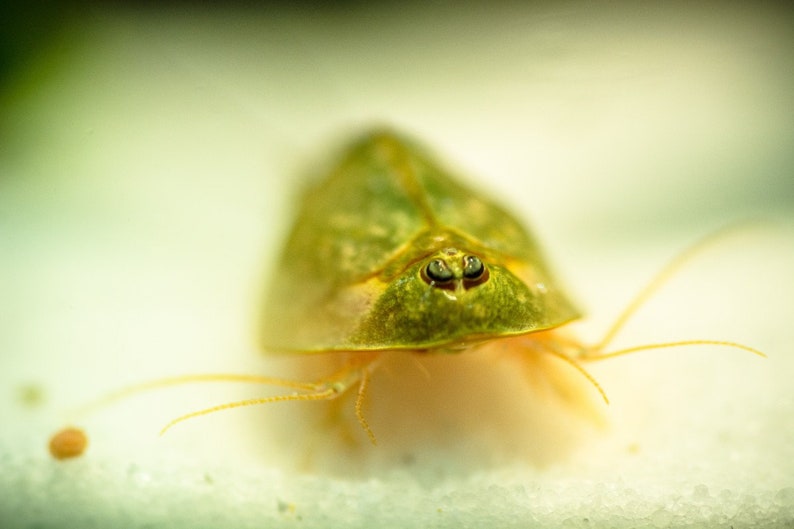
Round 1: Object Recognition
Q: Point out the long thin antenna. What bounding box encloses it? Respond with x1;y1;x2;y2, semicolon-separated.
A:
72;373;319;417
541;345;609;404
159;388;339;436
68;352;382;438
584;339;766;362
595;222;763;351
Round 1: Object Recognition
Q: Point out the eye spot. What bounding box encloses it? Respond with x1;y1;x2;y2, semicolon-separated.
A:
462;255;485;281
425;259;454;283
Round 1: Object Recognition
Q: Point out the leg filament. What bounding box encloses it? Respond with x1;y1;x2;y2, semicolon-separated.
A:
159;388;338;435
70;354;382;440
354;367;377;445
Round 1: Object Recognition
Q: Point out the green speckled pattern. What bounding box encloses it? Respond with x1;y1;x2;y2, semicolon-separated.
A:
261;130;579;352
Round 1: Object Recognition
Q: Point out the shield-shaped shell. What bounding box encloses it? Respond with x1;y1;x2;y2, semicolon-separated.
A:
262;130;580;353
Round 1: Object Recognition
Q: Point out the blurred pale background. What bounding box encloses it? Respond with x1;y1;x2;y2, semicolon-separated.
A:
1;3;793;528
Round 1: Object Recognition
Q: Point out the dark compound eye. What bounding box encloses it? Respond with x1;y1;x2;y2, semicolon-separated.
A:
462;255;485;280
425;259;454;283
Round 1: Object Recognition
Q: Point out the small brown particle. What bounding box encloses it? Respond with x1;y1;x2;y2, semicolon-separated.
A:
49;427;88;460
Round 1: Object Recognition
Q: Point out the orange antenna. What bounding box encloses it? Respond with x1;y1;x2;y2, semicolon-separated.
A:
156;359;379;444
70;355;381;443
543;345;610;404
73;373;320;416
594;222;766;352
159;388;339;436
587;339;766;362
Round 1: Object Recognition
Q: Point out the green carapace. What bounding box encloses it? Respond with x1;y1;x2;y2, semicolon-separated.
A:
262;130;580;353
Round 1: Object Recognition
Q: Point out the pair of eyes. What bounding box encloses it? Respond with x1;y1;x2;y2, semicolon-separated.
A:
423;255;487;285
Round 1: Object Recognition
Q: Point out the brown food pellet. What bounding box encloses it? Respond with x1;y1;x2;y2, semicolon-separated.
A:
49;427;88;460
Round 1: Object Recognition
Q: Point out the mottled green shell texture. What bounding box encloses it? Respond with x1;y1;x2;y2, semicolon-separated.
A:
262;130;579;353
